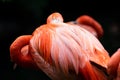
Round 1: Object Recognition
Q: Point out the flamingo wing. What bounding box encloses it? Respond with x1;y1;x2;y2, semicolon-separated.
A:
29;12;110;80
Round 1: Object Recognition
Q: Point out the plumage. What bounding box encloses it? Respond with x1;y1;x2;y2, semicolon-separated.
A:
10;12;119;80
107;48;120;79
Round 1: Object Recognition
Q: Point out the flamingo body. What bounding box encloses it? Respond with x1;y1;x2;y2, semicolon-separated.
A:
10;12;120;80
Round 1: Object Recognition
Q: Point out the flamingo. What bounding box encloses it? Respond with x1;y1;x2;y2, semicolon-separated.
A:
10;12;120;80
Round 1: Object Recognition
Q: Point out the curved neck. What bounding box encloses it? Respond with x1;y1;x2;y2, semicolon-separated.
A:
10;35;37;69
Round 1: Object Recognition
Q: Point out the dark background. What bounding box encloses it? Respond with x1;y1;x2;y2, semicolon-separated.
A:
1;0;120;80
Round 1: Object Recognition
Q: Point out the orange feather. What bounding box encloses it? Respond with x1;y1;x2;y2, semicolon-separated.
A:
10;12;111;80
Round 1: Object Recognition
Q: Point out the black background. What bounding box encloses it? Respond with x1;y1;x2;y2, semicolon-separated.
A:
1;0;120;80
